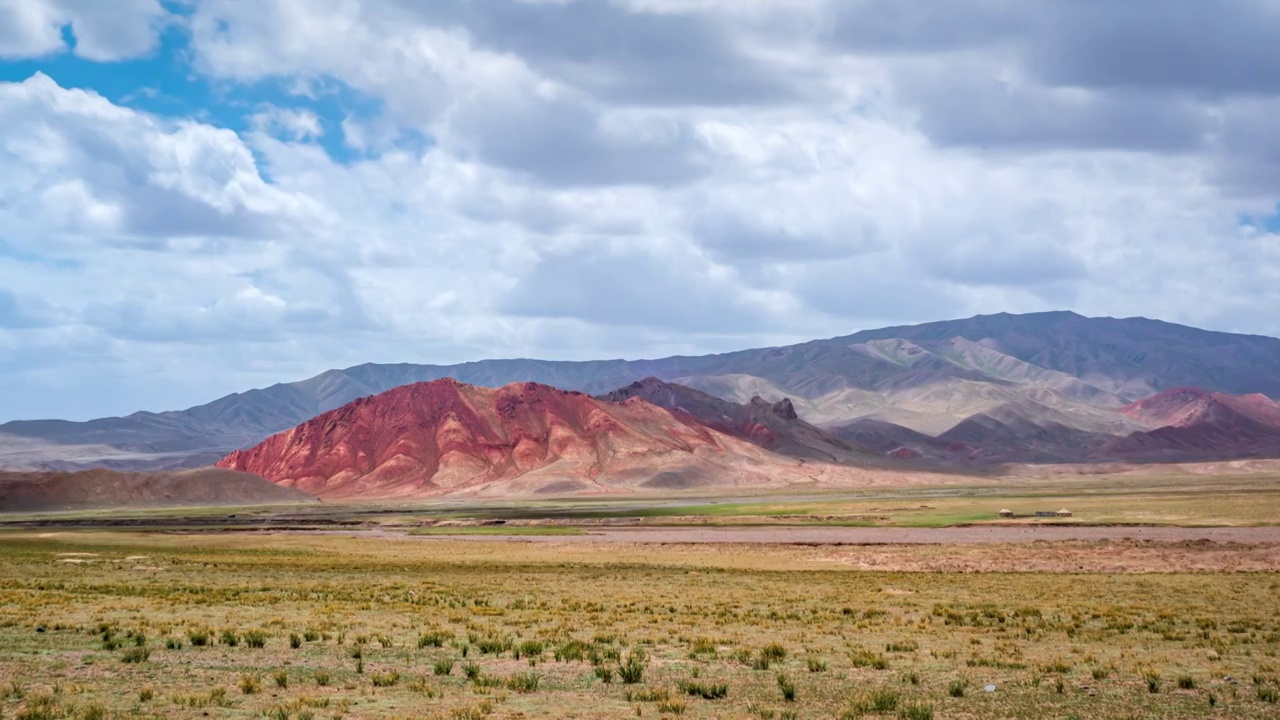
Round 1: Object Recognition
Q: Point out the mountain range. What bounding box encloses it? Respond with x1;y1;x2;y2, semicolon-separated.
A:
216;378;856;498
5;311;1280;477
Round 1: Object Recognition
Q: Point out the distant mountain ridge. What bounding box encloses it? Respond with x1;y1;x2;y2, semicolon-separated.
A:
5;311;1280;471
1099;387;1280;461
597;377;881;464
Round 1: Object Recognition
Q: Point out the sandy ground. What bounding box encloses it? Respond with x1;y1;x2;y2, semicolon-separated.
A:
283;526;1280;572
383;525;1280;544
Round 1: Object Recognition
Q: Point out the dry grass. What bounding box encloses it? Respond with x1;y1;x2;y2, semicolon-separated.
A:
0;530;1277;718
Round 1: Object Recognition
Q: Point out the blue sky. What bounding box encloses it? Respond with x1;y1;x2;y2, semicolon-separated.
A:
1;0;1279;421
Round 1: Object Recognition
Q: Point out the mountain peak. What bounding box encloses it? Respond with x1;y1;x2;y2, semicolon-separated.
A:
771;398;799;420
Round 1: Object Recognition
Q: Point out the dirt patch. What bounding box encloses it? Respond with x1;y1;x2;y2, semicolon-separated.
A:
280;525;1280;572
812;538;1280;572
391;525;1280;545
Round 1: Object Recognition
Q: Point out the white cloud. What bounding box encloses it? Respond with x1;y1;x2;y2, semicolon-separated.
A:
1;0;1280;421
250;106;324;142
0;73;326;245
0;0;168;61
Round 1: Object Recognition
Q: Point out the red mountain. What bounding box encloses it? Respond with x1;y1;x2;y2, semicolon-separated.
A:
1099;387;1280;460
216;379;803;499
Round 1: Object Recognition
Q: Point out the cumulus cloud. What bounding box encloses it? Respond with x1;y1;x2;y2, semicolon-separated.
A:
0;73;327;244
0;0;169;61
1;0;1280;420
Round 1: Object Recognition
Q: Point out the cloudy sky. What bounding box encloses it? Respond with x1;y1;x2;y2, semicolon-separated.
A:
1;0;1279;421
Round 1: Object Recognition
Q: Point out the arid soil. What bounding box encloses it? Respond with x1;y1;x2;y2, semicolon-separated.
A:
396;524;1280;544
296;525;1280;573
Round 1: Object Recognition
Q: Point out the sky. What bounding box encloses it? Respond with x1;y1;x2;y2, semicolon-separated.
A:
1;0;1279;422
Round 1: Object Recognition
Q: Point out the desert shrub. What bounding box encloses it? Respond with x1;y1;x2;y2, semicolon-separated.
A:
677;680;727;699
655;698;686;715
618;648;648;684
846;688;899;715
165;637;183;650
1177;675;1196;690
1144;670;1162;694
885;640;918;653
274;671;289;688
220;629;239;647
1259;685;1280;704
595;666;614;683
15;694;60;720
434;658;455;676
419;629;452;648
506;672;540;693
243;630;268;648
463;661;482;681
690;637;717;655
761;643;787;661
371;671;400;687
187;629;211;647
475;636;511;655
554;639;590;662
777;674;797;702
138;688;154;702
850;650;890;669
239;674;261;694
120;646;150;663
80;703;106;720
625;688;669;703
448;703;494;720
314;671;331;686
948;678;967;697
290;633;303;649
807;657;828;673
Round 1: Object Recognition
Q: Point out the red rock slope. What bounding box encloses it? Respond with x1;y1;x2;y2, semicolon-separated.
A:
216;379;805;499
0;467;315;512
1099;387;1280;460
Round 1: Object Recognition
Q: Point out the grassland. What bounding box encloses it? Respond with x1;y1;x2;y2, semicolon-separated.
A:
405;526;585;537
1;529;1279;719
7;472;1280;531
